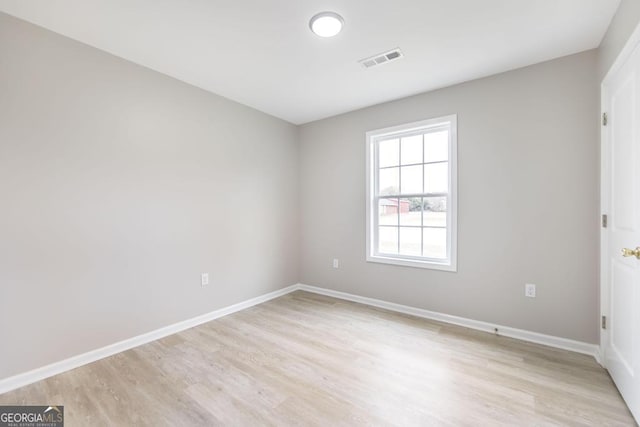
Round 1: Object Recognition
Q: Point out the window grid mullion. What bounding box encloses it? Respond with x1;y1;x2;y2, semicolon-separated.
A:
377;192;449;199
420;133;424;257
379;159;448;170
371;119;453;265
379;225;446;229
375;141;379;254
397;140;401;253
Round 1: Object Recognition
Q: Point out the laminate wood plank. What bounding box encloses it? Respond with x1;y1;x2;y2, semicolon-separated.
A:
0;291;635;426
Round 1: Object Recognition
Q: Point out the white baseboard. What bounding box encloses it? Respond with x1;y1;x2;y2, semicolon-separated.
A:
0;284;299;395
0;282;601;395
296;284;600;361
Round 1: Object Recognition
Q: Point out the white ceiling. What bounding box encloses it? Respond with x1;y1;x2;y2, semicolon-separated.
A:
0;0;621;124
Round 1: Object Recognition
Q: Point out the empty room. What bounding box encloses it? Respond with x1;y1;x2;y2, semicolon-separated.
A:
1;0;639;425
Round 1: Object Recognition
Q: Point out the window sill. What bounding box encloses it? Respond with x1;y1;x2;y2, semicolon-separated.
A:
367;254;457;272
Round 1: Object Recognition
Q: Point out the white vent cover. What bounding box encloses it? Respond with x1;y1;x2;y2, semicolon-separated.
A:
359;48;403;68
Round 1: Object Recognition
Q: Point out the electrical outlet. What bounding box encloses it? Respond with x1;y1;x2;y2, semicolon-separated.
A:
333;259;339;269
525;283;536;298
201;273;209;287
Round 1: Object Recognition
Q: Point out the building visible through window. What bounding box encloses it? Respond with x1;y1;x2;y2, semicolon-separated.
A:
366;115;457;271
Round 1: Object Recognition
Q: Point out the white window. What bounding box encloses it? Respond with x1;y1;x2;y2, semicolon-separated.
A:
366;115;457;271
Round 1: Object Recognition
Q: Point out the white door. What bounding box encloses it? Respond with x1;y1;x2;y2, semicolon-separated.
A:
602;36;640;422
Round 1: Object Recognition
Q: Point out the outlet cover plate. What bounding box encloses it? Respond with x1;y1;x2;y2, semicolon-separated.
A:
525;283;536;298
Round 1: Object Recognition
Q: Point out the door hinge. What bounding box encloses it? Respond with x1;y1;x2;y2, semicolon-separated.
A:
603;112;608;126
602;315;607;329
602;214;608;228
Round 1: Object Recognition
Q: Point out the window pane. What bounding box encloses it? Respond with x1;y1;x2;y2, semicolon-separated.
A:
368;115;456;270
400;165;422;194
379;226;398;254
379;167;399;195
423;197;447;227
399;198;422;226
424;130;448;163
378;198;398;226
379;138;399;168
424;162;448;193
400;227;421;256
423;228;447;259
401;134;422;165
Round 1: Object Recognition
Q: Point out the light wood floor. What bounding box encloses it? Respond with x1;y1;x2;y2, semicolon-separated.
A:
0;291;635;426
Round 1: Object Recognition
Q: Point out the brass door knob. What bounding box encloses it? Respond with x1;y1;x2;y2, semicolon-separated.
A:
621;247;640;259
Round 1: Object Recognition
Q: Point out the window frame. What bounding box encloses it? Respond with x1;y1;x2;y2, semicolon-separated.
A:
365;115;458;271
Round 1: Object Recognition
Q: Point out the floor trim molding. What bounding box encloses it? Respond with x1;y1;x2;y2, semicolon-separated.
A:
1;282;601;395
296;284;601;362
0;284;298;395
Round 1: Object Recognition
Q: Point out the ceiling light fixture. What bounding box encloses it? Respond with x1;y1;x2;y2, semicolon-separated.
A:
309;12;344;38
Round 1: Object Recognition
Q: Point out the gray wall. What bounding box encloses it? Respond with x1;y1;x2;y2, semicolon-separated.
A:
598;0;640;80
0;12;299;379
0;6;616;382
299;51;599;343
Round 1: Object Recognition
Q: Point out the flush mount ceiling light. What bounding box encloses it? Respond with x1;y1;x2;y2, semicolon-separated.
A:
309;12;344;38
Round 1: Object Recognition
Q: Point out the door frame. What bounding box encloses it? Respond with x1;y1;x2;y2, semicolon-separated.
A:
600;20;640;366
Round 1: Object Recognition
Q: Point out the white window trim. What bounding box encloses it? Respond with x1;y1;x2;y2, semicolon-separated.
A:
365;115;458;272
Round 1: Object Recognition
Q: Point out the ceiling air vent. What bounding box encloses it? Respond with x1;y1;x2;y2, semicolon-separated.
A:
359;48;403;69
